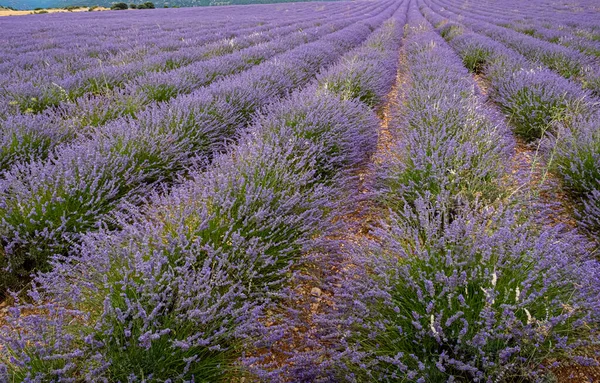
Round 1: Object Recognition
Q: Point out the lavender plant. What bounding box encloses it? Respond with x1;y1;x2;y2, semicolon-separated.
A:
548;113;600;234
377;26;510;214
317;17;403;107
491;67;593;141
326;196;600;382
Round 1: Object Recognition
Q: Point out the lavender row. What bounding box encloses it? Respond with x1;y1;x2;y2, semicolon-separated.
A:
420;1;600;235
0;8;382;172
0;2;398;298
1;20;301;114
0;8;409;380
426;0;600;96
439;0;600;56
420;0;596;139
0;4;379;117
304;6;600;382
0;19;263;76
504;21;600;59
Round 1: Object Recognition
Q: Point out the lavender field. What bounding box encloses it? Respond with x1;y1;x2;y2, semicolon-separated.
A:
0;0;599;381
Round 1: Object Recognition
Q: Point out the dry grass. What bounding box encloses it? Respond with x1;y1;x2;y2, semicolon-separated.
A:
0;7;109;16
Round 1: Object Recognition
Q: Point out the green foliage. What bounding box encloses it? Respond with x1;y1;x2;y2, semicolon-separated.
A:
439;23;464;41
499;84;577;142
461;45;492;74
140;83;178;102
110;2;127;10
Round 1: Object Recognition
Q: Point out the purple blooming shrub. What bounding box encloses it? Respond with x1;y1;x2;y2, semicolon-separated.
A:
377;27;510;213
437;22;465;42
490;67;595;141
3;81;70;115
447;32;529;74
0;302;106;381
547;113;600;234
582;65;600;96
0;110;75;172
68;88;147;128
252;88;379;179
324;196;600;382
0;90;379;381
317;17;403;107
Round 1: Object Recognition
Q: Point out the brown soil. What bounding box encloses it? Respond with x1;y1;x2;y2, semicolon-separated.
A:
554;365;600;383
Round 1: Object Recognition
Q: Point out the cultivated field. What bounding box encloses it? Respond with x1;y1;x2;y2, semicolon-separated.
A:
0;0;599;381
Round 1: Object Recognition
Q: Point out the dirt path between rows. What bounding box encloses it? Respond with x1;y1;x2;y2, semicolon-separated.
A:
243;42;410;380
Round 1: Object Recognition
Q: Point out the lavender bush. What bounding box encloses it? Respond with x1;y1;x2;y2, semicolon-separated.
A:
377;23;510;215
326;196;600;382
548;113;600;234
491;68;593;141
317;17;403;107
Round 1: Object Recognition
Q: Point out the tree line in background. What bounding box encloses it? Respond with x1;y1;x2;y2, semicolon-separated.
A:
111;1;156;9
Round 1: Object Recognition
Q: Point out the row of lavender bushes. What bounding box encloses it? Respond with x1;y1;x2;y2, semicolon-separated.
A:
244;1;409;379
0;4;386;173
282;5;600;382
0;2;399;298
419;0;600;237
0;9;406;381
